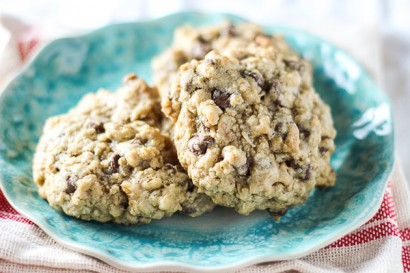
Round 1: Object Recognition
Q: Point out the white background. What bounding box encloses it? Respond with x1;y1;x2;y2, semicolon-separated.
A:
0;0;409;179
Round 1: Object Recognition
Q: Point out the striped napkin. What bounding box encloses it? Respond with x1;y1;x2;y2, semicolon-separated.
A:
1;18;409;273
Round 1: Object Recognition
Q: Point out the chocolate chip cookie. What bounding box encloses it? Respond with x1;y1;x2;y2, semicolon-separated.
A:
152;21;295;98
163;43;336;216
33;74;215;225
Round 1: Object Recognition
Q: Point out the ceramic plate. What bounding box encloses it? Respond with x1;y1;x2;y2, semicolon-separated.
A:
0;12;394;272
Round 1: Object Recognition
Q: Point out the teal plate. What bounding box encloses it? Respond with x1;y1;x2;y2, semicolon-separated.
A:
0;12;394;272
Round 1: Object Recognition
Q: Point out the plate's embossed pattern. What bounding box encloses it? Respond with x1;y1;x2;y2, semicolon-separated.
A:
0;12;394;272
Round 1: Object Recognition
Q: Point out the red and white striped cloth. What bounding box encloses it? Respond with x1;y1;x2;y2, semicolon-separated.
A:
1;21;409;273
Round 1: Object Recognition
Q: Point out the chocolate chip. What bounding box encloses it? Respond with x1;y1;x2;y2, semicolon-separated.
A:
108;154;120;174
212;89;231;110
285;159;300;170
300;128;311;138
242;70;265;88
138;160;150;169
319;147;328;154
192;37;211;59
164;163;177;174
121;164;133;176
132;138;147;145
88;121;105;134
284;60;305;72
186;180;194;192
220;23;237;37
65;176;76;194
304;164;312;181
181;206;198;216
209;59;218;65
271;80;282;98
182;82;194;93
188;135;215;155
274;122;283;132
268;100;283;112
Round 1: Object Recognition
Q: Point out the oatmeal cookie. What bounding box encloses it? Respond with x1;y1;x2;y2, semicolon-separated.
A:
152;21;296;98
33;74;215;224
164;45;336;216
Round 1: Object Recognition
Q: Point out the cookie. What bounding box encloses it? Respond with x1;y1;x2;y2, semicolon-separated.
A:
152;21;294;98
33;74;215;225
163;44;336;216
